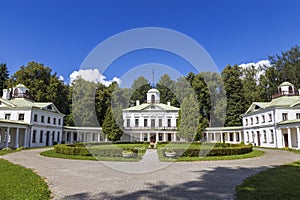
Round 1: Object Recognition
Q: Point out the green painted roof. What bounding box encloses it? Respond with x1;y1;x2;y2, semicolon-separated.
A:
123;103;179;111
64;126;102;131
279;81;294;87
0;119;29;126
204;126;243;132
278;118;300;125
245;96;300;114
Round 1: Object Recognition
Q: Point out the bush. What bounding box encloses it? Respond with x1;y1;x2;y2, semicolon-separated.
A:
162;144;253;157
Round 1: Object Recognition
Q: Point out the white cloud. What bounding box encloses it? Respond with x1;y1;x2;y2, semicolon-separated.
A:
69;69;121;86
58;75;64;81
239;60;272;82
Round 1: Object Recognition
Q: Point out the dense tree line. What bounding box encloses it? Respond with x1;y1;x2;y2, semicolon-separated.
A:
1;45;300;140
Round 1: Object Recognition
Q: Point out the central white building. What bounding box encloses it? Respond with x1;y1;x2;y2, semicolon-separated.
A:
122;88;179;143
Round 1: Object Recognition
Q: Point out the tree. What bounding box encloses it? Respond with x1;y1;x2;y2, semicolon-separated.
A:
177;93;199;141
0;63;9;97
222;65;246;126
130;76;151;104
156;74;178;106
102;107;123;141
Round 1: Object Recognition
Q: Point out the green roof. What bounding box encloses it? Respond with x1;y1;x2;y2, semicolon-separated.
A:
245;96;300;114
123;103;179;111
279;81;294;87
278;118;300;125
0;119;29;126
204;126;243;132
64;126;102;131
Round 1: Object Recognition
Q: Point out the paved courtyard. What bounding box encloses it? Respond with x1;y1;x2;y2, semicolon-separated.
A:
2;148;300;200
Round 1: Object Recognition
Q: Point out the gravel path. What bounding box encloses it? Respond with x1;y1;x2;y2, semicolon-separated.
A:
2;148;300;200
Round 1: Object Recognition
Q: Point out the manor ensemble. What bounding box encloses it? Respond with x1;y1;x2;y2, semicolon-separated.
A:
1;82;300;149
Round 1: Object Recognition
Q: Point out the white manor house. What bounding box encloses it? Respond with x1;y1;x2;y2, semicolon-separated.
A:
1;82;300;149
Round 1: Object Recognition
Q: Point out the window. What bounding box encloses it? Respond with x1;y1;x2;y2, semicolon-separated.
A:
159;133;163;141
151;94;155;103
151;119;155;128
18;113;24;121
58;119;61;125
144;119;147;127
47;105;52;110
53;118;56;125
282;113;288;121
250;118;253;125
167;119;171;127
5;113;10;120
135;119;139;127
47;117;51;124
270;130;274;143
159;119;162;127
229;133;234;141
245;119;248;126
126;119;130;127
40;131;44;143
92;133;95;141
297;113;300;119
57;132;60;142
34;114;38;122
236;133;240;142
268;113;272;122
256;116;259;124
41;116;44;123
263;130;267;143
262;115;265;123
32;130;36;143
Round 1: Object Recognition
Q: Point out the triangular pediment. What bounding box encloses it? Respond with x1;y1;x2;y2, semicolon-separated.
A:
142;104;165;111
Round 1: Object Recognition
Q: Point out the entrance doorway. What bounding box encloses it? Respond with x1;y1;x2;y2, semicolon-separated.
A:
284;134;289;147
46;131;50;146
150;133;156;143
168;133;172;141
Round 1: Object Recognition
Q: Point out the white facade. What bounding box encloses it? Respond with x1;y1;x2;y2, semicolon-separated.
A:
122;88;179;143
0;84;64;148
203;81;300;149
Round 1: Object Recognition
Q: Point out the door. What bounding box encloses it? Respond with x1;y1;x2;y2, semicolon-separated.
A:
46;131;50;146
284;134;289;147
150;133;156;143
168;133;172;141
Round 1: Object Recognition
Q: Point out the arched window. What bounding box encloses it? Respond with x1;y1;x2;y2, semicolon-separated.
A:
289;86;293;94
14;88;18;97
151;94;155;103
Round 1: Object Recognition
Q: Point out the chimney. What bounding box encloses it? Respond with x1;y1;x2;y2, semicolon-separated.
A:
2;89;10;100
167;102;170;106
136;100;140;106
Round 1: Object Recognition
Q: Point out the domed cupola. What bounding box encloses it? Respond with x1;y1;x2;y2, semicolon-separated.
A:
147;88;160;104
12;84;30;98
278;81;295;96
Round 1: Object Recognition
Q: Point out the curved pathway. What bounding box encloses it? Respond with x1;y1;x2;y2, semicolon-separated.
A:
2;148;300;200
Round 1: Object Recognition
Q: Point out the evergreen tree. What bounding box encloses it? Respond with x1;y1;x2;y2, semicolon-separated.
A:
102;107;123;141
156;74;178;106
222;65;246;126
0;63;9;97
130;76;151;104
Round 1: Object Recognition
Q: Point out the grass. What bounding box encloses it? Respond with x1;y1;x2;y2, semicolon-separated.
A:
158;149;264;162
0;149;19;156
0;159;50;200
236;160;300;199
41;143;149;162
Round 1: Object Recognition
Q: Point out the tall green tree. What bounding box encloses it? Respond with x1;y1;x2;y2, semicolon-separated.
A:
177;93;199;141
156;74;178;106
0;63;9;97
222;65;246;126
102;107;123;141
130;76;151;104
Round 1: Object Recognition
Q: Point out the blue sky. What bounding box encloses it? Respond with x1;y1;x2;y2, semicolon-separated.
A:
1;0;300;85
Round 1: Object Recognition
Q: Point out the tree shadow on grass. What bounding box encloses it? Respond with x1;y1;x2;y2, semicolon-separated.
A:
62;166;272;200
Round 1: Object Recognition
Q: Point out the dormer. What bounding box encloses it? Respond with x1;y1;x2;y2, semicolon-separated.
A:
12;84;30;98
147;88;160;104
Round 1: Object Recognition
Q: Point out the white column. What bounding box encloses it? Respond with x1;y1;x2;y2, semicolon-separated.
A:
233;132;236;143
163;132;166;142
5;127;10;148
130;132;132;142
297;127;300;149
220;132;223;143
173;132;177;142
147;132;150;142
70;132;74;143
15;128;19;148
24;128;28;148
288;128;292;148
140;132;143;142
97;132;100;142
64;131;67;143
239;131;242;143
213;133;216;142
156;132;158;142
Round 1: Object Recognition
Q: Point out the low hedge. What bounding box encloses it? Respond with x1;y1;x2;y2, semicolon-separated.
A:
54;144;139;157
163;145;253;157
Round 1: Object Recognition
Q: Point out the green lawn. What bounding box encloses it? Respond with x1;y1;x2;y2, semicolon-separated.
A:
236;160;300;199
158;149;264;162
0;159;50;200
0;149;19;156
